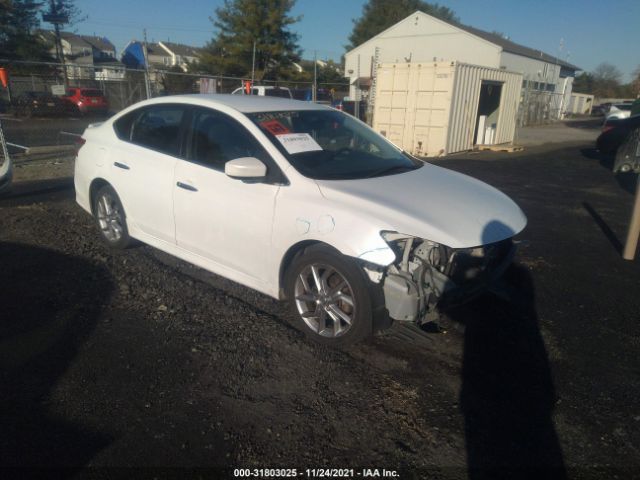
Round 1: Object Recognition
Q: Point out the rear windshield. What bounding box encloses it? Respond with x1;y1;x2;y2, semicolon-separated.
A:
81;89;103;97
614;104;631;111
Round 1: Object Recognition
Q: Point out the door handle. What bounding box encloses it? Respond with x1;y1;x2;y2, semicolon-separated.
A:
176;181;198;192
114;161;130;170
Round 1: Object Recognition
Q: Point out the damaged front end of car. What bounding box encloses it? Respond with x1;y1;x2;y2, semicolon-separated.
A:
366;232;516;325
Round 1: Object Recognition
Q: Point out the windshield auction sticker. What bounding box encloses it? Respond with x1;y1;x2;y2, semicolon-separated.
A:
275;133;323;155
259;119;290;135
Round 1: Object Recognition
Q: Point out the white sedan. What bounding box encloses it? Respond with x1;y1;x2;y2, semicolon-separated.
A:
74;95;526;345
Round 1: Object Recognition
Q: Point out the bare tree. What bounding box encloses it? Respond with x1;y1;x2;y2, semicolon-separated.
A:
592;62;622;98
631;65;640;98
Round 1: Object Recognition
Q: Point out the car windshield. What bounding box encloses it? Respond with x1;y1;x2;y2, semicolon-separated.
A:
247;109;422;180
614;104;631;111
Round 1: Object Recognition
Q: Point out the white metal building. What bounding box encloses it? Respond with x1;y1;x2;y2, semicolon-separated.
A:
373;62;522;156
344;11;580;123
566;93;595;115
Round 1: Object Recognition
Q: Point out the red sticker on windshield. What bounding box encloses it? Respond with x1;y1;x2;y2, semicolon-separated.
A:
260;119;290;135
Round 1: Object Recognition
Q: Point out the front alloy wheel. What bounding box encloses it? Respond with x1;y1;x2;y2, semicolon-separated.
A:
294;263;356;338
286;245;375;345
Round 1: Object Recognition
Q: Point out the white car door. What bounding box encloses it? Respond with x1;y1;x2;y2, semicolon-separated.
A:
173;107;283;283
110;104;187;244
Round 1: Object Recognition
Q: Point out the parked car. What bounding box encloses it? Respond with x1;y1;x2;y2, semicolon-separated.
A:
64;87;109;116
605;103;632;121
231;85;292;99
291;88;333;105
332;98;368;121
597;115;640;154
74;95;526;345
597;115;640;172
12;91;69;117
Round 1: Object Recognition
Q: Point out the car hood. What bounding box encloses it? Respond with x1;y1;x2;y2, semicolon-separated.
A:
316;162;527;248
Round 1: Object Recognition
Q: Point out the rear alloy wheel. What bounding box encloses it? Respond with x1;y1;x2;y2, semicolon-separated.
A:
93;185;131;249
286;245;374;345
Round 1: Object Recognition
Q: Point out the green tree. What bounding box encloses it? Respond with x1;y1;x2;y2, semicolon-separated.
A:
572;72;594;94
347;0;459;50
0;0;51;61
200;0;301;80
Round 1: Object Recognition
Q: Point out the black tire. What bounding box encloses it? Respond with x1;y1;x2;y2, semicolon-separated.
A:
284;244;378;346
92;184;131;249
614;127;640;173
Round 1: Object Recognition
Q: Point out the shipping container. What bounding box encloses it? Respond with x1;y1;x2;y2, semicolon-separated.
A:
373;61;522;156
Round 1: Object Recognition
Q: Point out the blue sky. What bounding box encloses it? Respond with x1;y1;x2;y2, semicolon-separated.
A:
73;0;639;81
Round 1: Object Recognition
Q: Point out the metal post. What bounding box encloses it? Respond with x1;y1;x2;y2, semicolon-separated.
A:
623;175;640;260
142;29;152;99
313;50;317;103
355;54;360;120
251;41;256;93
0;119;13;194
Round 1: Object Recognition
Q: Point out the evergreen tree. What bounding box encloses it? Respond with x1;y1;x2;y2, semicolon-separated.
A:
347;0;458;50
0;0;51;61
200;0;301;80
572;72;594;95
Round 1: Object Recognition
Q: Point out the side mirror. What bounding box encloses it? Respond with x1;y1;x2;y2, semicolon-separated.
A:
225;157;267;180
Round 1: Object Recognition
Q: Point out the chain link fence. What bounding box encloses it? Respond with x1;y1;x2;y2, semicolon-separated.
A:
0;59;349;153
517;79;566;127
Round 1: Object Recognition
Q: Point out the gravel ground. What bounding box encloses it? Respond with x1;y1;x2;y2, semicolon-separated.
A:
0;143;639;479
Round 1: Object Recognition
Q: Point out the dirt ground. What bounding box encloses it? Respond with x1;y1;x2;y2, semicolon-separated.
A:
0;142;639;479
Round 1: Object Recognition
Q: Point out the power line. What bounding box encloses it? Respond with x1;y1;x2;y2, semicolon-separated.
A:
82;19;213;33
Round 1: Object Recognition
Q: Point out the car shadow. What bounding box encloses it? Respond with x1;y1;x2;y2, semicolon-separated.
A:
0;242;114;470
0;176;74;205
446;264;566;479
564;118;601;130
581;202;624;254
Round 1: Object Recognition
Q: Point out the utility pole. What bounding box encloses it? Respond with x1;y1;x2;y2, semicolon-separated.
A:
142;28;152;99
45;0;68;87
313;50;317;103
251;41;256;93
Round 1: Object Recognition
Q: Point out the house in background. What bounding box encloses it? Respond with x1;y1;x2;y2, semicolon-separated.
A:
343;11;580;124
39;31;125;81
121;41;202;71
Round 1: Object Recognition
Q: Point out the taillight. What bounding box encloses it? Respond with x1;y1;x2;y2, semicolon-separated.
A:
336;104;343;111
602;125;615;133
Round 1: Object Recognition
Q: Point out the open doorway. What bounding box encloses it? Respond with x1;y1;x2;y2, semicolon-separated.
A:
474;81;503;145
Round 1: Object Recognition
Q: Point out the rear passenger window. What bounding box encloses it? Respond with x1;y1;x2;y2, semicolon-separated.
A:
130;105;185;156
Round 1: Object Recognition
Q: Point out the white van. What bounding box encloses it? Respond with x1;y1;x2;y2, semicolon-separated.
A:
231;85;293;99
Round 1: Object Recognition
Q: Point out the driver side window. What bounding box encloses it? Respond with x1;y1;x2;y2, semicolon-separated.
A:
190;109;265;171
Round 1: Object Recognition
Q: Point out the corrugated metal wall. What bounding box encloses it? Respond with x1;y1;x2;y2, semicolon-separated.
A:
373;61;522;156
446;63;522;153
374;62;456;156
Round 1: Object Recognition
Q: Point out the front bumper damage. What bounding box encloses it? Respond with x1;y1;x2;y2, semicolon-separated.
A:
375;235;516;324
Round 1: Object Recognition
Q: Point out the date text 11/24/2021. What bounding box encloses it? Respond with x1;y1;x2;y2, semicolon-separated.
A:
233;468;400;478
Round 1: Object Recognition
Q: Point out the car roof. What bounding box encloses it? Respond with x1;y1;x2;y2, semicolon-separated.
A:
147;94;331;113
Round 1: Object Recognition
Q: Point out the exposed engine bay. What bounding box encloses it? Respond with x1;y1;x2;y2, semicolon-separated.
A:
367;233;515;324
